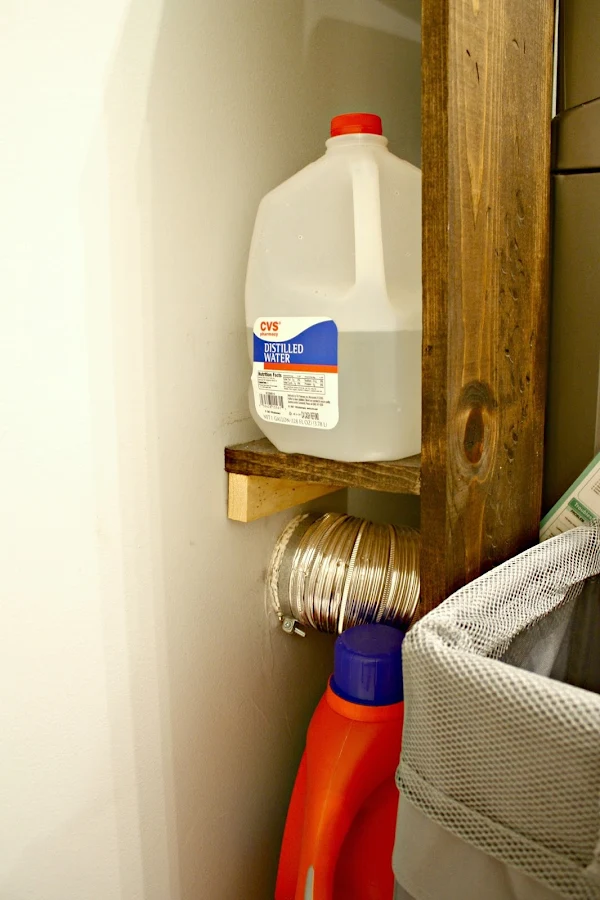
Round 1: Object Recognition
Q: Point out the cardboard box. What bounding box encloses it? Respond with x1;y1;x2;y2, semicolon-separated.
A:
544;170;600;511
541;451;600;539
552;97;600;172
559;0;600;111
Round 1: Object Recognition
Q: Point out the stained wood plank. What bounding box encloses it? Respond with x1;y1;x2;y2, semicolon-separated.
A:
227;473;342;522
225;439;421;495
420;0;554;614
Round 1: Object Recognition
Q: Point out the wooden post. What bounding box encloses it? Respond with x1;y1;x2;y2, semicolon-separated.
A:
420;0;555;614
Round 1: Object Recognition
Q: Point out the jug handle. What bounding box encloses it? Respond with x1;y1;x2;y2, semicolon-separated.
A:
351;156;387;297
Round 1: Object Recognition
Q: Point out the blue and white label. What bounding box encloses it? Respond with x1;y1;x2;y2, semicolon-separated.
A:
252;317;339;429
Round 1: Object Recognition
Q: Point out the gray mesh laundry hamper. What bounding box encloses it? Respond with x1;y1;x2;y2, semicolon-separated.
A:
393;523;600;900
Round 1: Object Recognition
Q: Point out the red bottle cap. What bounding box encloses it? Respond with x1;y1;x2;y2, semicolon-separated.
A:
330;113;383;137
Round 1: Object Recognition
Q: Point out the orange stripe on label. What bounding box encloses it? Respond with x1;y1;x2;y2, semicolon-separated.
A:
264;363;338;373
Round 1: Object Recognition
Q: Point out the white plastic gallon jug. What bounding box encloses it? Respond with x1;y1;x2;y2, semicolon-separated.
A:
246;112;421;462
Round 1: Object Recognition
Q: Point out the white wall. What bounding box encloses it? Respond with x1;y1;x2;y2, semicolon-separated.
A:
0;2;420;898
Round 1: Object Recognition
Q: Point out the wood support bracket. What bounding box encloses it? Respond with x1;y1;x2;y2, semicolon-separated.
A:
227;473;342;522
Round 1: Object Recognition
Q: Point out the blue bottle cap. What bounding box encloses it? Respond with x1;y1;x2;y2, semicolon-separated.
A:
331;623;405;707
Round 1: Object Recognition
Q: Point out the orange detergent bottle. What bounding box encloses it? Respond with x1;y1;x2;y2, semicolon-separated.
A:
276;624;405;900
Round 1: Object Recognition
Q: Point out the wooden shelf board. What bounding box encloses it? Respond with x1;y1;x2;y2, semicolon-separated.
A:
225;438;421;495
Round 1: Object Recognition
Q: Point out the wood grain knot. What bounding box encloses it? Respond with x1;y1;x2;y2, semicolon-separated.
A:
456;381;497;471
464;406;484;464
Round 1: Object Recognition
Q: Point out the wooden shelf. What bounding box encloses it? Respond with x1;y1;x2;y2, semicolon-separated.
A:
225;439;421;495
224;0;554;593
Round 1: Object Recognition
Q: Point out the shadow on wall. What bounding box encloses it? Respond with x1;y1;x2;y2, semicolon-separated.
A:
97;0;420;898
303;0;421;165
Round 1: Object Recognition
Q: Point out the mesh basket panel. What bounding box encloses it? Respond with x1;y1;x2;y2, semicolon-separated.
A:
397;524;600;899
